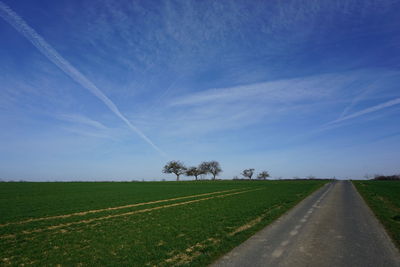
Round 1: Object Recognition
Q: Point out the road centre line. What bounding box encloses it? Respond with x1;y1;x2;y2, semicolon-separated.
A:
271;182;332;258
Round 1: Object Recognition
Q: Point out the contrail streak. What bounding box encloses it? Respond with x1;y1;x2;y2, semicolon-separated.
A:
330;98;400;124
0;1;166;157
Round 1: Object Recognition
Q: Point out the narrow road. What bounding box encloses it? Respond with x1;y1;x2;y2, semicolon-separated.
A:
212;181;400;267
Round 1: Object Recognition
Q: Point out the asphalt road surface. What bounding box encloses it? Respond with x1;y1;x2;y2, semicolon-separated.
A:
212;181;400;267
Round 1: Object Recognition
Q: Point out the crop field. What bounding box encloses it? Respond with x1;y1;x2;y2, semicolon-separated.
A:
353;180;400;248
0;180;326;266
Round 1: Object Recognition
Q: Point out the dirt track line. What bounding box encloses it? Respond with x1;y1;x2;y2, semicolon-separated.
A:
1;188;261;239
163;237;221;266
228;204;283;236
0;188;242;228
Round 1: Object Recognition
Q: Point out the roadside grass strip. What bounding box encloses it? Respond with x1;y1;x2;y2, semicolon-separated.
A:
353;180;400;248
0;188;259;239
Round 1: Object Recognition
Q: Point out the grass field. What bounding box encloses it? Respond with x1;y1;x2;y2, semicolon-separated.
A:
353;180;400;248
0;180;326;266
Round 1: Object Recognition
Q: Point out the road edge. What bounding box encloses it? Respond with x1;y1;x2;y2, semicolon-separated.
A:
351;180;400;258
209;181;332;266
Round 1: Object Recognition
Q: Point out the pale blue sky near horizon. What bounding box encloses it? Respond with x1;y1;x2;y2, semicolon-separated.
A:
0;0;399;181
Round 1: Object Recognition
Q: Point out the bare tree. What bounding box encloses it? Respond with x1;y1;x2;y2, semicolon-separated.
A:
209;161;222;180
257;171;270;180
242;168;255;179
186;166;204;181
200;161;222;180
199;162;209;178
163;161;186;181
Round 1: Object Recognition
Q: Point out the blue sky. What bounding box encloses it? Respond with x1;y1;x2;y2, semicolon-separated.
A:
0;0;399;181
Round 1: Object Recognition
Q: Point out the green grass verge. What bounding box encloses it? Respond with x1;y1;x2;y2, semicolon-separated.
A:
353;180;400;249
0;180;326;266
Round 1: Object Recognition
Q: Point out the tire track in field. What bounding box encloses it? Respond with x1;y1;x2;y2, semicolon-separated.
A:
162;237;221;266
1;188;262;239
228;204;284;236
0;188;242;228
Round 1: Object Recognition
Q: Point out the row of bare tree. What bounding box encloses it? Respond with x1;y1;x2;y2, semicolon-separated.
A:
163;160;222;181
163;161;269;181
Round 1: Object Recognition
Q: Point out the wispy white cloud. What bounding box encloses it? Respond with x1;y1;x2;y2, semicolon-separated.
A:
55;113;125;140
0;1;166;157
171;73;348;107
338;71;400;119
339;84;377;119
330;98;400;124
137;72;358;138
56;114;107;130
61;127;113;140
145;69;400;141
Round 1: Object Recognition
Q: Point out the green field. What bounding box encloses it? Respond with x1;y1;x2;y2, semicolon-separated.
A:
353;180;400;248
0;180;326;266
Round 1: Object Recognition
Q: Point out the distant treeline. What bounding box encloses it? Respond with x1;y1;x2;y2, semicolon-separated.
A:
372;174;400;181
